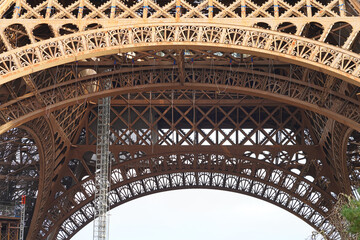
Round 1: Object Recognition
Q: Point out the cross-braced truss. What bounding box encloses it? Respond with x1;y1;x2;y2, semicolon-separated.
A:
0;0;359;240
1;51;359;134
48;99;342;239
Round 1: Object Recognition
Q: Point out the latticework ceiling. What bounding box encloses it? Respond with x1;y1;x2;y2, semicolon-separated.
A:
0;0;359;239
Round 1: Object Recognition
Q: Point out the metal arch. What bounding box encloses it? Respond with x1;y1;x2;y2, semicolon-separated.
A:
17;125;45;217
16;117;71;240
38;100;341;239
0;0;358;239
21;117;56;240
337;125;359;191
65;186;326;239
0;23;360;87
0;68;359;136
0;118;58;240
52;152;339;240
61;183;334;239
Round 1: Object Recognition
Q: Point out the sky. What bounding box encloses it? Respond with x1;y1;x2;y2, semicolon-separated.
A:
72;189;318;240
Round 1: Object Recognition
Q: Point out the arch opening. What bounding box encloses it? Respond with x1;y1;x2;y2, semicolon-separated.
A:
4;24;31;48
32;23;55;42
53;150;339;240
325;22;353;47
301;22;324;40
57;164;337;239
72;189;317;240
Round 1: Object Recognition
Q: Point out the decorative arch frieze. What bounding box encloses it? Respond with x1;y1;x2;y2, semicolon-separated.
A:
0;23;360;87
51;151;340;240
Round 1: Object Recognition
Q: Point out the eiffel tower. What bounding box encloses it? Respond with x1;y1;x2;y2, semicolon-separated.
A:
0;0;359;239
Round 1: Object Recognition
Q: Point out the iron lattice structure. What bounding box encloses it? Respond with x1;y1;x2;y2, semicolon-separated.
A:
0;0;359;239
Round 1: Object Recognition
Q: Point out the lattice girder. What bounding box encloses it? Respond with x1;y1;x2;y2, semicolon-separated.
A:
0;0;358;20
37;99;345;239
1;66;358;136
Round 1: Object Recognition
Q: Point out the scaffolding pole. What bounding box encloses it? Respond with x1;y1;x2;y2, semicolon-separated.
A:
93;78;111;240
19;195;25;240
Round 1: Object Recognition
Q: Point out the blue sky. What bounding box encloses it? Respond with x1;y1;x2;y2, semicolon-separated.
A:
72;189;316;240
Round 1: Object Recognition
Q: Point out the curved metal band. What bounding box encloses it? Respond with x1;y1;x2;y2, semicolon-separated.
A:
51;151;339;240
1;78;359;136
23;117;56;240
0;23;360;87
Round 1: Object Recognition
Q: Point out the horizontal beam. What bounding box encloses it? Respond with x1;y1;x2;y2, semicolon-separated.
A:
0;175;39;181
5;65;357;110
0;84;359;135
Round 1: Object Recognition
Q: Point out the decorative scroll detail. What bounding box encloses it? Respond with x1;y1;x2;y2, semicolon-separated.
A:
52;152;340;240
0;24;359;87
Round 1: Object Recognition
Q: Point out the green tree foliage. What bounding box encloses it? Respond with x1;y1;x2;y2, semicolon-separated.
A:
341;189;360;238
309;190;360;240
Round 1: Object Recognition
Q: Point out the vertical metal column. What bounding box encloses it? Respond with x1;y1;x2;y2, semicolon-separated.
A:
93;78;111;240
19;195;26;240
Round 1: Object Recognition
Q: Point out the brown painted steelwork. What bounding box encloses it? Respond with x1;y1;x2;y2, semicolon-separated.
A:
41;97;343;239
0;0;359;240
0;218;20;240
